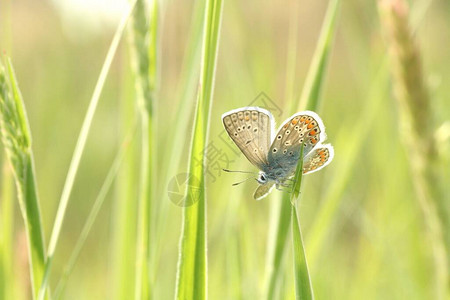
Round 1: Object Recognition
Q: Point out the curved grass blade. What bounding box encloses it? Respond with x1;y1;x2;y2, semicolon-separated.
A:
37;2;138;299
175;0;224;299
0;57;47;300
53;123;137;299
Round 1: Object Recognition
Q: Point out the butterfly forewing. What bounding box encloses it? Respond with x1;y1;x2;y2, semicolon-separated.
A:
222;107;273;169
268;111;326;171
302;145;334;174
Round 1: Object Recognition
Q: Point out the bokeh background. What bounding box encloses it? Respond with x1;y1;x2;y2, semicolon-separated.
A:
0;0;449;299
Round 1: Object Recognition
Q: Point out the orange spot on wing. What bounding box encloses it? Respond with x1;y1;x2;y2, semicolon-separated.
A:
311;138;317;144
283;123;289;129
309;129;317;136
291;119;298;125
300;116;306;122
307;123;314;129
245;116;250;121
305;119;311;124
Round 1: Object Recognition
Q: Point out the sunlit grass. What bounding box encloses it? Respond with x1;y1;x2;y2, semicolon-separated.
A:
0;0;448;299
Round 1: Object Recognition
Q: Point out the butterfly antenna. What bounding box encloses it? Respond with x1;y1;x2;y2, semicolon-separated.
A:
232;176;255;186
223;168;257;174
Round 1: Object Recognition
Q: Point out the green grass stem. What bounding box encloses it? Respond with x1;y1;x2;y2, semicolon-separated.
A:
175;0;224;298
127;0;158;298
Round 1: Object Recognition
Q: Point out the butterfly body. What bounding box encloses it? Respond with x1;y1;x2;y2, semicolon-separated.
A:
222;107;334;200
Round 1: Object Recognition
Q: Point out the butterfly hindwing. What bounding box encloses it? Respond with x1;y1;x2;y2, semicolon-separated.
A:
302;144;334;174
268;111;326;172
253;183;275;200
222;107;274;169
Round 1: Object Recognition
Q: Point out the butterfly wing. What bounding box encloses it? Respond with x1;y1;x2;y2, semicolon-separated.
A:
222;107;274;169
302;144;334;174
253;183;275;200
268;111;327;173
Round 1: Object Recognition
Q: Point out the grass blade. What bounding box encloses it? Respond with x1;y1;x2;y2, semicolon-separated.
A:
0;57;47;299
291;204;313;300
152;0;204;289
299;0;340;111
38;2;138;299
290;145;314;300
175;0;224;298
128;0;158;298
264;0;340;298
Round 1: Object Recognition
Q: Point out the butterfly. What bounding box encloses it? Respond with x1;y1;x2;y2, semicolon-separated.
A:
222;107;334;200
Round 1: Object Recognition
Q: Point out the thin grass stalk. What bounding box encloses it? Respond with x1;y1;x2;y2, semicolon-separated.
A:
128;0;158;298
264;0;340;298
37;3;138;299
53;124;136;299
1;159;14;299
0;58;47;300
378;0;449;297
175;0;224;298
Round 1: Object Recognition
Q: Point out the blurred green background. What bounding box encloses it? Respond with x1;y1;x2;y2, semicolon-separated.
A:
0;0;449;299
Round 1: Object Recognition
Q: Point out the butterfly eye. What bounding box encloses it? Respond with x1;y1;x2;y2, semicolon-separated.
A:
259;174;267;182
